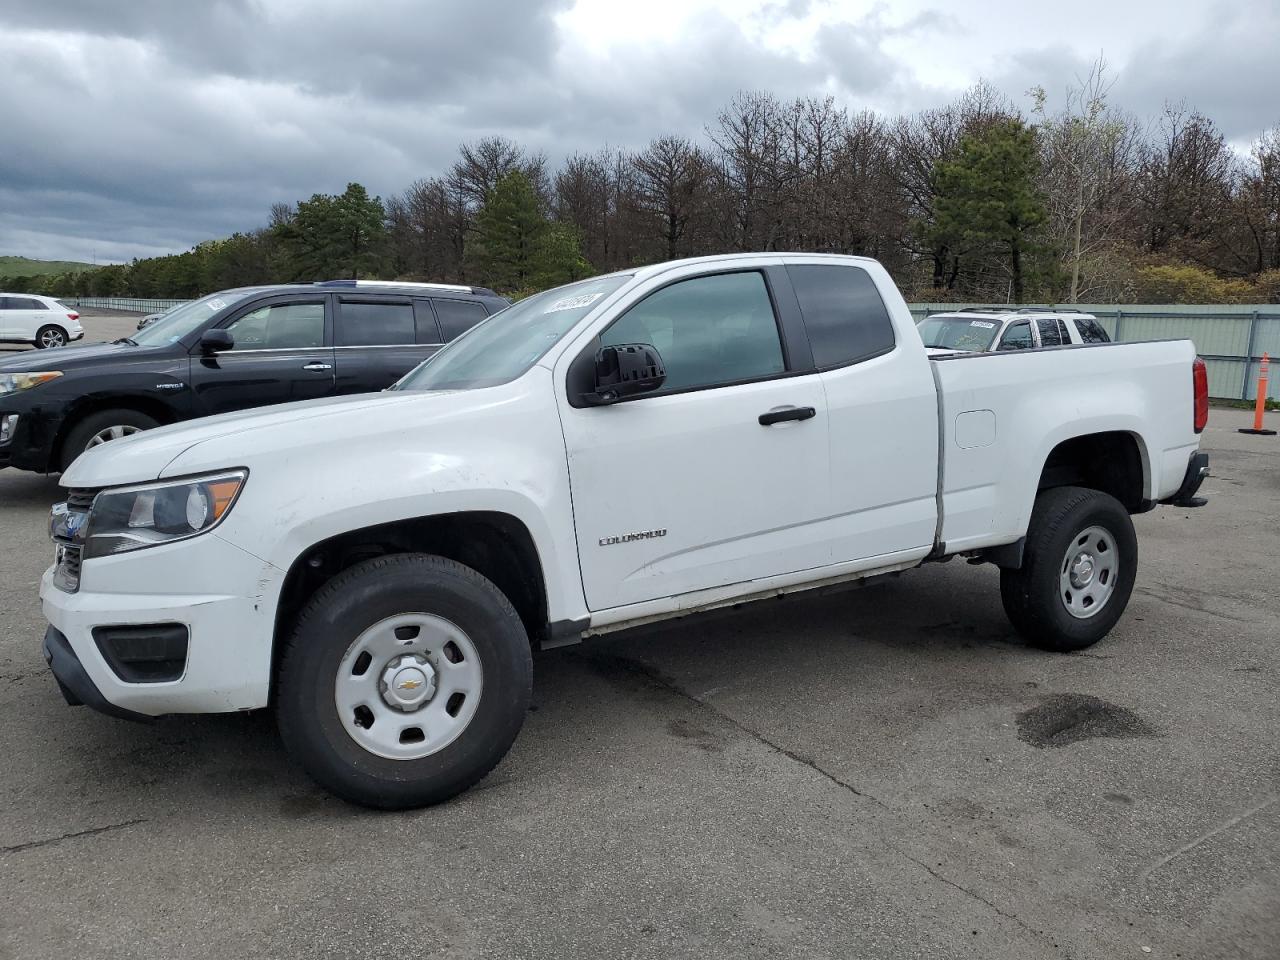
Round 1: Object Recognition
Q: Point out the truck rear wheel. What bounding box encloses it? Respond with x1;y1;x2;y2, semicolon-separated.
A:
1000;486;1137;652
276;553;533;809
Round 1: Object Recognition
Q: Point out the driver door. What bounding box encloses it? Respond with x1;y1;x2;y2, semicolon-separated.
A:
557;268;831;612
189;295;336;415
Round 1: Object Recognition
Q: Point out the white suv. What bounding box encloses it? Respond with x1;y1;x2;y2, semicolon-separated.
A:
918;309;1111;354
0;293;84;349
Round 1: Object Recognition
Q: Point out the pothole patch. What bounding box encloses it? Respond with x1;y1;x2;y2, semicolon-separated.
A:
1016;693;1158;748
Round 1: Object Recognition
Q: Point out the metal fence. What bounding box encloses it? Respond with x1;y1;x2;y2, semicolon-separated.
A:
62;297;188;314
910;303;1280;401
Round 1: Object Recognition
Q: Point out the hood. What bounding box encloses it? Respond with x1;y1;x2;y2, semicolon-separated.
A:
0;340;161;373
60;389;461;488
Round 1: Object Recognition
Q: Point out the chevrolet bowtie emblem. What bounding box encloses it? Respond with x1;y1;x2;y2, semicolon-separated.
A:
398;679;423;690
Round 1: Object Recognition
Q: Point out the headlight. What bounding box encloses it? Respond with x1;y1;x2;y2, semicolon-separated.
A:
83;470;247;559
0;372;62;396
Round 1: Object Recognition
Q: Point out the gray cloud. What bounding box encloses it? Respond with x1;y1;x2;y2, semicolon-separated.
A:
1;0;1276;264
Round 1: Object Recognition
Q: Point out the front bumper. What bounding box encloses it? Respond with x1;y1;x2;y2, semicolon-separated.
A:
0;406;64;472
42;625;151;722
40;533;285;717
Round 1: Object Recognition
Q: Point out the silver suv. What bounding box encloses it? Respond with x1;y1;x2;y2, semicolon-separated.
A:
918;309;1111;354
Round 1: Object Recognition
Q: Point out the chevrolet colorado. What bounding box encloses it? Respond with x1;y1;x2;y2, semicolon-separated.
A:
40;254;1210;808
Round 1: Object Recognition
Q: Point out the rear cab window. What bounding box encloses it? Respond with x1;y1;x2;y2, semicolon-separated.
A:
785;264;895;368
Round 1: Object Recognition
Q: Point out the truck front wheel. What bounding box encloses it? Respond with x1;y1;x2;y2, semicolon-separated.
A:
276;553;533;809
1000;486;1137;652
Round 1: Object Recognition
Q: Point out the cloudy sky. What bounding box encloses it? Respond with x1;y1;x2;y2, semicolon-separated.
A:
2;0;1277;265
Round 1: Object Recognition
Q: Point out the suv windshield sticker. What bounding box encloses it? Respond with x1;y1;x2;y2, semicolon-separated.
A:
547;292;603;313
970;320;996;328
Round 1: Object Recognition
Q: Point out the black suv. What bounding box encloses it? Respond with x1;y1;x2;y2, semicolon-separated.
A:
0;280;508;473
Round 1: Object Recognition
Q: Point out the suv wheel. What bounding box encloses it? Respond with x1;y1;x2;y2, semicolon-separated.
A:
35;325;68;349
276;554;533;809
1000;486;1137;652
60;409;160;471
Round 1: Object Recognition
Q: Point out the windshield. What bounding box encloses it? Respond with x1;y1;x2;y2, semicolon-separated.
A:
132;289;257;346
916;315;1002;352
392;274;631;392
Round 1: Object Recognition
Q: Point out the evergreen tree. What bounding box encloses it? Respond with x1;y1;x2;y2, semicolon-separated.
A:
467;172;591;292
276;182;386;279
930;119;1048;302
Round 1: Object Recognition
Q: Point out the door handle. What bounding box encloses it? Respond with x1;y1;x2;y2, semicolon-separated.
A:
758;406;816;426
302;362;333;372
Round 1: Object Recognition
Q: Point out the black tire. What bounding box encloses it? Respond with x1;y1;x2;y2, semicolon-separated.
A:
60;409;160;470
35;325;68;349
276;553;533;809
1000;486;1137;652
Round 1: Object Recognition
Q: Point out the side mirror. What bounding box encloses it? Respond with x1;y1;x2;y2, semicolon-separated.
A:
200;329;234;354
582;343;666;405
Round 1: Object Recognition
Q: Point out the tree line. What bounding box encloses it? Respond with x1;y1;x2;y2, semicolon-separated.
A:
8;65;1280;305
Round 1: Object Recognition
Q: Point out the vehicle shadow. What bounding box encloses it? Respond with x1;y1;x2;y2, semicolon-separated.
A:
0;469;64;508
20;565;1042;820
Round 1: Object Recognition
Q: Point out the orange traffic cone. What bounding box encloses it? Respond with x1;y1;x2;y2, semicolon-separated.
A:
1239;352;1276;436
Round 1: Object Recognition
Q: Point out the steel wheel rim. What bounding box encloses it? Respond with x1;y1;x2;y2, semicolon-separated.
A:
40;329;66;348
1059;524;1118;619
334;613;484;760
86;425;144;449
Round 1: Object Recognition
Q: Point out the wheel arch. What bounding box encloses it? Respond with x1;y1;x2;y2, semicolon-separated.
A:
52;394;180;466
1036;429;1151;513
270;510;551;698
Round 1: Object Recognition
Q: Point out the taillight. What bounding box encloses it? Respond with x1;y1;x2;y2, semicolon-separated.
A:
1193;357;1208;433
66;312;79;321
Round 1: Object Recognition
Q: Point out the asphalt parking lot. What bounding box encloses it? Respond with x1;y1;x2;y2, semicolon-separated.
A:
1;322;1277;959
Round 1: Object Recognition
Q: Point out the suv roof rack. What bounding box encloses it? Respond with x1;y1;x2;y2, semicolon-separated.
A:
314;279;499;297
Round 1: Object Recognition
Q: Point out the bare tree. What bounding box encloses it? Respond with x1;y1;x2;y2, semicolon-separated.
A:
631;136;713;260
1032;57;1137;301
1133;105;1235;262
449;136;549;211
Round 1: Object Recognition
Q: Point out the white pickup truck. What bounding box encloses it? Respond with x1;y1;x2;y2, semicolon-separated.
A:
40;254;1211;808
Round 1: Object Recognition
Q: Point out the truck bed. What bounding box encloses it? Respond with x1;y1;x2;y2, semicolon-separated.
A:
930;339;1202;555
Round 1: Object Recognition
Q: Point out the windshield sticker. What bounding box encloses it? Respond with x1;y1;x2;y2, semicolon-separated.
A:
207;298;226;311
546;292;603;313
969;320;996;328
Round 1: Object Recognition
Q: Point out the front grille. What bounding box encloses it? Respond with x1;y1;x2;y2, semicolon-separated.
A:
65;488;99;511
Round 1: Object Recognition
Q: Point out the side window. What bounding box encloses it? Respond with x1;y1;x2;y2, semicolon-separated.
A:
997;321;1033;351
337;300;414;346
433;299;488;341
1036;318;1063;347
0;298;10;310
225;301;325;350
31;299;50;311
601;271;785;393
786;264;895;368
413;300;442;343
1077;317;1110;343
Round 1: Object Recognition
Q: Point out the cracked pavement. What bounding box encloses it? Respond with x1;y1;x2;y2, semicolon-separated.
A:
0;327;1276;959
